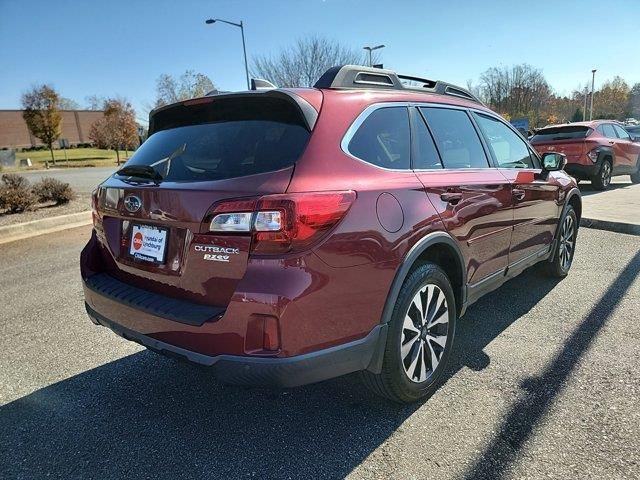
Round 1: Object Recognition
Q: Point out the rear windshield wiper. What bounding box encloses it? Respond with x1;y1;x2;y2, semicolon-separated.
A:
115;165;163;183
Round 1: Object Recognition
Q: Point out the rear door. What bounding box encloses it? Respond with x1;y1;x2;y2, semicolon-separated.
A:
472;112;561;266
93;94;313;307
412;106;513;285
612;124;640;172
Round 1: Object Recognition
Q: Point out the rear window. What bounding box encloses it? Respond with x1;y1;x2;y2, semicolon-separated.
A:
119;97;310;182
531;126;592;142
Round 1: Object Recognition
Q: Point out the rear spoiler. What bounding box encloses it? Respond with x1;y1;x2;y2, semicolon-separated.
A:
148;89;319;135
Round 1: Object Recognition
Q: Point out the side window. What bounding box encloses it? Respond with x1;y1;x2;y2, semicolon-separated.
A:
347;107;410;169
412;109;443;170
419;107;489;169
473;113;536;168
613;124;631;141
601;124;618;139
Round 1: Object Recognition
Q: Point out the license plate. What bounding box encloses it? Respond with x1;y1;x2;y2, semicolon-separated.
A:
129;224;168;264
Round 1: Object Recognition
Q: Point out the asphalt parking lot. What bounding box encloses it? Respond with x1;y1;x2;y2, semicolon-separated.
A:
0;225;638;479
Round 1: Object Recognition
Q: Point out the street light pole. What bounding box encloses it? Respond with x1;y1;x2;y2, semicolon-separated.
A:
363;44;385;67
590;69;596;121
206;18;250;90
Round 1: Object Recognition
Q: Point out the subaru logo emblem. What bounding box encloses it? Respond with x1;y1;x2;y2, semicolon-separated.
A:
124;195;142;213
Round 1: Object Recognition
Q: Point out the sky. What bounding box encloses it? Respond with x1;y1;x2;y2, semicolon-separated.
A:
1;0;639;124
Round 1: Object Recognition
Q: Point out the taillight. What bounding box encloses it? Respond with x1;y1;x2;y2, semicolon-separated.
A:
91;188;99;226
208;191;356;254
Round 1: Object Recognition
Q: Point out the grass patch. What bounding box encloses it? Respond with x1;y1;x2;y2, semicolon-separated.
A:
12;148;134;169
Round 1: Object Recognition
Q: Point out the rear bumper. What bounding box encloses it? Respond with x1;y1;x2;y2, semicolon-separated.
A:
86;303;387;387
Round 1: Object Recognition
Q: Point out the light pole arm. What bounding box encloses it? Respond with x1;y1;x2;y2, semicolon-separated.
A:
212;18;242;28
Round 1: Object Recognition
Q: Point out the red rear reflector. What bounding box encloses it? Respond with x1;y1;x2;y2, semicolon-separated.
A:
262;316;280;351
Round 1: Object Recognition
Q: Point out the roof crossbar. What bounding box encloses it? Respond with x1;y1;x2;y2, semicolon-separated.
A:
314;65;481;104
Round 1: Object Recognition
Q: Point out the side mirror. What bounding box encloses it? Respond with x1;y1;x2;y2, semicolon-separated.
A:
541;152;567;171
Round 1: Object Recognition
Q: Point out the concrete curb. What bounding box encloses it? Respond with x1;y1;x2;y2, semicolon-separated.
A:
0;211;92;245
580;217;640;236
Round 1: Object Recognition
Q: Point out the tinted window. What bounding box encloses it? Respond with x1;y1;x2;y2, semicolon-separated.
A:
531;126;592;142
474;113;536;168
419;107;489;169
121;99;309;182
627;126;640;137
412;109;442;170
598;124;618;138
613;125;631;140
348;107;410;169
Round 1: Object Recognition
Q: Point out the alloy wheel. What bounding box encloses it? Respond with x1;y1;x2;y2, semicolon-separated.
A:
601;162;611;187
558;214;576;271
401;284;449;383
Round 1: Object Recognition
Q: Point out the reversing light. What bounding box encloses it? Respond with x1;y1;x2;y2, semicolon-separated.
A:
210;212;252;232
254;211;282;232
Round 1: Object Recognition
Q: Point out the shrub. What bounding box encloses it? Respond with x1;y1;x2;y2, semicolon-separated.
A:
32;177;75;204
0;174;36;213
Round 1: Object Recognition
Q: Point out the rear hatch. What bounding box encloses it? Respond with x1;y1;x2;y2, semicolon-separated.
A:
93;92;317;307
530;125;593;161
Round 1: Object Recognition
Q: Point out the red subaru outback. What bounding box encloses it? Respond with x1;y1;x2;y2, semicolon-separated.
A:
81;65;581;403
530;120;640;190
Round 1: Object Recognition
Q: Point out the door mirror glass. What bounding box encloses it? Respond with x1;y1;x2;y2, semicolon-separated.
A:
541;152;566;171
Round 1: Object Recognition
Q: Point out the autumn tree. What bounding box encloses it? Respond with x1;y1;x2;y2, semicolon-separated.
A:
252;36;362;87
628;83;640;119
89;98;138;165
154;70;215;107
593;77;630;120
21;85;62;168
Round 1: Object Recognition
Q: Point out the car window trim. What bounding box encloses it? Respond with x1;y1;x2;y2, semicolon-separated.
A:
471;111;541;170
409;106;444;170
340;102;413;172
416;104;494;171
341;101;540;172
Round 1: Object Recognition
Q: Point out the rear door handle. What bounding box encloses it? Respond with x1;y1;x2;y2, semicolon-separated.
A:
512;188;526;201
440;192;463;204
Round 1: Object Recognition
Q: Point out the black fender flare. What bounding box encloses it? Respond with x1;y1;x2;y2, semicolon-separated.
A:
595;146;615;166
379;230;467;325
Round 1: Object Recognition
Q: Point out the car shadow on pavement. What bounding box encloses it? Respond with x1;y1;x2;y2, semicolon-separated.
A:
461;250;640;480
579;180;633;197
1;267;566;480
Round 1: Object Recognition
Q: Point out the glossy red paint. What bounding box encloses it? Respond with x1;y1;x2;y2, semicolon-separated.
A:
81;83;579;368
531;120;640;180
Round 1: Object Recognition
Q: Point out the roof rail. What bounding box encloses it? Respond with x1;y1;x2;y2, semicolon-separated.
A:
314;65;481;104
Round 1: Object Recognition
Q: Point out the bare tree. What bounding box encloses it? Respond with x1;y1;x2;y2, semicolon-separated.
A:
59;97;81;110
630;83;640;118
478;64;551;127
252;36;362;87
154;70;215;107
21;85;62;168
85;95;106;110
89;99;139;165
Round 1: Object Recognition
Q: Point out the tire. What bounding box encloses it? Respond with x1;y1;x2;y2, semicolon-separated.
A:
591;158;612;190
544;205;578;278
361;263;457;404
631;167;640;184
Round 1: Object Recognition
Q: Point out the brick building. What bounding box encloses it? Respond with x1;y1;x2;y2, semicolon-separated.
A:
0;110;105;149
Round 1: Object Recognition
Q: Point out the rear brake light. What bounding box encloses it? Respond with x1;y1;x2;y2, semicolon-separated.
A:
91;188;99;226
207;191;356;254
